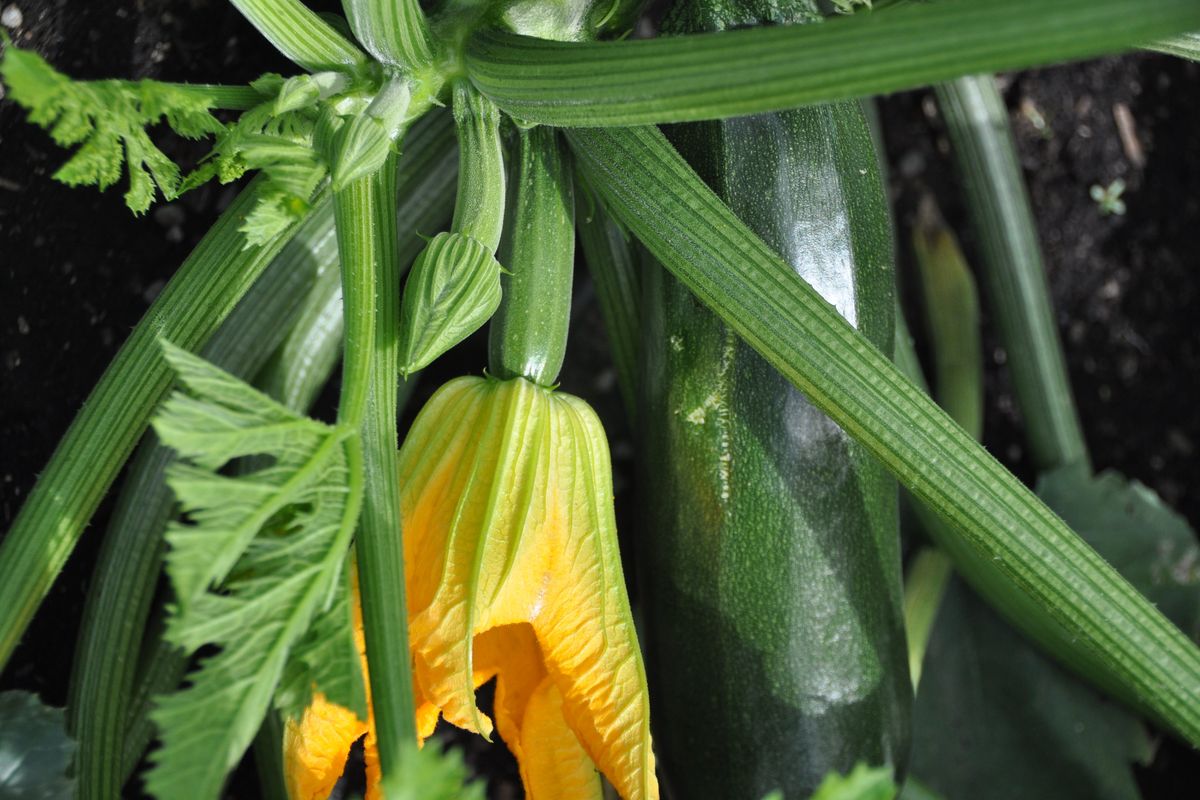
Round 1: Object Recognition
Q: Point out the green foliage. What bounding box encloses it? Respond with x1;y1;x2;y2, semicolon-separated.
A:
145;342;364;800
0;691;76;799
809;763;897;800
1038;468;1200;640
0;42;223;214
380;740;488;800
398;231;505;375
908;469;1200;799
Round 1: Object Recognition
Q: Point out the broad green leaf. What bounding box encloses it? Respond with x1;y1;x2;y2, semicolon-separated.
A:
145;343;363;800
398;231;505;375
0;692;76;799
466;0;1200;126
229;0;367;72
566;124;1200;744
908;578;1151;800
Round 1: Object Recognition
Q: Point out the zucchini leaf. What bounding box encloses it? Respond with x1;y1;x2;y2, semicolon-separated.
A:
1037;469;1200;640
907;576;1152;800
466;0;1200;126
144;342;364;800
567;124;1200;745
0;692;76;799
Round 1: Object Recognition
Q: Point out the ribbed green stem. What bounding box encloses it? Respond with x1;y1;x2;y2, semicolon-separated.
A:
121;609;187;781
488;126;575;386
344;0;435;67
0;177;304;670
451;80;506;253
568;124;1200;744
466;0;1200;127
935;75;1089;473
576;186;640;422
65;196;336;800
343;151;421;771
229;0;367;72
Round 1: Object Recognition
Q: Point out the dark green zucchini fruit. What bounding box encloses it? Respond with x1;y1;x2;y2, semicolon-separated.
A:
636;3;911;797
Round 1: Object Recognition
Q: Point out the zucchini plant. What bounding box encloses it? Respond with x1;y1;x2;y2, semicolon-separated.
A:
1;0;1198;798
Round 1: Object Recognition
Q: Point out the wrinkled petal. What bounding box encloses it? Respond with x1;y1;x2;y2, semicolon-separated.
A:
283;694;367;800
400;376;658;800
477;625;603;800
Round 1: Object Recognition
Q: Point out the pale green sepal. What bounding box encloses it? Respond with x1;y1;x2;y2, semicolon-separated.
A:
331;75;411;189
398;231;504;375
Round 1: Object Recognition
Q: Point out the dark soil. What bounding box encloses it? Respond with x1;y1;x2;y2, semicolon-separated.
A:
1;1;1198;798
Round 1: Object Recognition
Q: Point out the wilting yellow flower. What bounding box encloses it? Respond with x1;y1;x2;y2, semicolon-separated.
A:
284;375;657;800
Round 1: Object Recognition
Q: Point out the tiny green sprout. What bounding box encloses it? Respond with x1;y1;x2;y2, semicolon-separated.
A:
1089;179;1127;216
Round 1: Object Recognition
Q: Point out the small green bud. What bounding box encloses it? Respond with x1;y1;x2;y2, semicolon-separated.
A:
275;71;350;115
398;232;506;376
330;75;410;189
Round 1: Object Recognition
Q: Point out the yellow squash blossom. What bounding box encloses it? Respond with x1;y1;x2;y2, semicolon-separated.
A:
284;375;658;800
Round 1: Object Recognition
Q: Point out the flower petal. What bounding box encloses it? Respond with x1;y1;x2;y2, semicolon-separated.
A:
283;693;367;800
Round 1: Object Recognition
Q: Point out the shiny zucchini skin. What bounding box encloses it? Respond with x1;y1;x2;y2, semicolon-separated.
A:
638;6;911;796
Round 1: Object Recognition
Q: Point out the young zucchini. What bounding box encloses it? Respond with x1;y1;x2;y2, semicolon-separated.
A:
637;3;911;797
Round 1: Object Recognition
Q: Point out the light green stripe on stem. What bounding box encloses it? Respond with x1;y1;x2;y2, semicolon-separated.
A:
568;124;1200;744
935;74;1089;474
0;176;304;670
344;0;435;67
466;0;1200;126
230;0;367;73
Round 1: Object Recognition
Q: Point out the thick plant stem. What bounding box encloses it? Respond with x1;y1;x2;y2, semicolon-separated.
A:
935;75;1089;474
576;186;640;423
344;0;435;68
488;126;575;385
334;157;418;773
0;177;305;670
229;0;367;72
